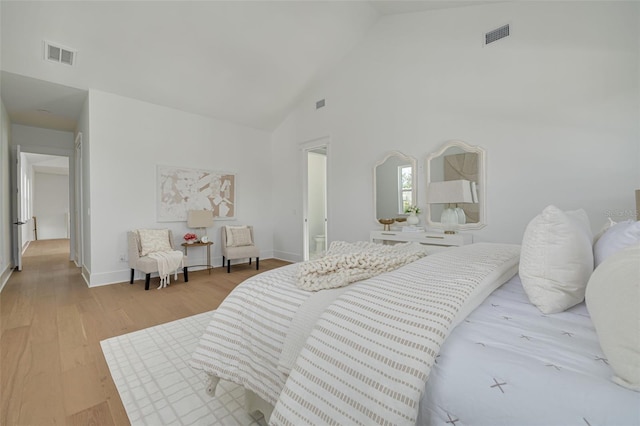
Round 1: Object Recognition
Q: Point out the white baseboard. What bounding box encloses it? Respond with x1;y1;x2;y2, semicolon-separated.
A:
273;250;302;263
0;263;14;293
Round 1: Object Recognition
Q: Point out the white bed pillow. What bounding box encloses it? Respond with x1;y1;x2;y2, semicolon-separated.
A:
519;205;593;314
586;243;640;391
593;220;640;268
138;229;172;256
593;217;616;244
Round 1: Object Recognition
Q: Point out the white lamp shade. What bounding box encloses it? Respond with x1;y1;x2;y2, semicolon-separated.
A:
428;180;475;204
187;210;214;228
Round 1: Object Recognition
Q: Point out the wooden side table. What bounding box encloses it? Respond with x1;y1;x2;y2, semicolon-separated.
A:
181;241;213;274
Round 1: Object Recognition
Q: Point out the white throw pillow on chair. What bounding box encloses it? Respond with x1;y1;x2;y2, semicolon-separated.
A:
228;226;253;247
138;229;172;256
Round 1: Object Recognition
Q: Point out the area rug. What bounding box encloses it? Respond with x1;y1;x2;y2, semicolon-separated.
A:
101;311;266;426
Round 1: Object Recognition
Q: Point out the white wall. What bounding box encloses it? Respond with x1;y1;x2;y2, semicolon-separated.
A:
0;99;12;290
34;172;69;239
271;1;640;259
87;89;273;286
12;124;74;153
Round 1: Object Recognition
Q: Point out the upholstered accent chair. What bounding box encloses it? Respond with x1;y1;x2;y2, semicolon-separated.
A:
128;229;188;290
221;225;259;273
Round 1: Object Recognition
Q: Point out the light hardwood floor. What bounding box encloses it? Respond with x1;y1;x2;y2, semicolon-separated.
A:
0;239;289;425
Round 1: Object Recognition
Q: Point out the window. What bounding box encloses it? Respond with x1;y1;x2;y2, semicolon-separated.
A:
399;166;412;214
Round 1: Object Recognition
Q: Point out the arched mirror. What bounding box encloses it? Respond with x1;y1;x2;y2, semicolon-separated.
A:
425;141;486;230
374;151;417;223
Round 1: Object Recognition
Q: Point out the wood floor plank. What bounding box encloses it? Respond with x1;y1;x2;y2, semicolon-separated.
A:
67;400;115;426
0;326;31;426
0;238;290;425
18;341;66;425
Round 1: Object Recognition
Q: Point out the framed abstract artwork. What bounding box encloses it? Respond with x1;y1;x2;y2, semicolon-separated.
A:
157;165;236;222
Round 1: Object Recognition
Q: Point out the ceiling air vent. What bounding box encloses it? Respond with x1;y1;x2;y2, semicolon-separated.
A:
485;24;510;45
44;41;76;66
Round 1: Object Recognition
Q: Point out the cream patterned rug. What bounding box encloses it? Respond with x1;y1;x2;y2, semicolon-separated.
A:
101;311;266;426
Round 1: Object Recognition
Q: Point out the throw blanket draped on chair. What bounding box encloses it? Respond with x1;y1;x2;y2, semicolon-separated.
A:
148;251;184;289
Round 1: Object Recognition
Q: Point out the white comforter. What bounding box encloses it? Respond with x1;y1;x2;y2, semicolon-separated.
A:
419;274;640;426
191;243;520;425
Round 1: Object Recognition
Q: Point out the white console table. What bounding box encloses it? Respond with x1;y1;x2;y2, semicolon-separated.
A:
370;230;472;247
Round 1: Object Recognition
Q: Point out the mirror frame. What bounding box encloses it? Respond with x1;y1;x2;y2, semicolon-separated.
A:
425;140;487;230
373;151;417;225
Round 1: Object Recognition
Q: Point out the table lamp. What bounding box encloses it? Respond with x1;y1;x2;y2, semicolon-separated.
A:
427;180;475;234
187;210;214;242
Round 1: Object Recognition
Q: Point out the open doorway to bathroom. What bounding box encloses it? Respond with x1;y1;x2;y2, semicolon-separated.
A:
302;137;328;261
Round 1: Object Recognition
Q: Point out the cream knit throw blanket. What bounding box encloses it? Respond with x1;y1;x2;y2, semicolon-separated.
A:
148;250;184;289
296;241;429;291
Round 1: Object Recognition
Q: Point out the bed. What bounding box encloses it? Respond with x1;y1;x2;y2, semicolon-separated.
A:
190;210;640;425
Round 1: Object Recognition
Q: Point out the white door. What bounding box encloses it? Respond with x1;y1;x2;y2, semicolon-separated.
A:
301;137;329;261
12;145;25;271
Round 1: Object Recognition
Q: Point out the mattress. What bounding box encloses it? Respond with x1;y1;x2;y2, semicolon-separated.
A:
418;274;640;426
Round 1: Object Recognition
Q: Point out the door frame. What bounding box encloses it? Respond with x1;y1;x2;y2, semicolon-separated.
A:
11;144;76;267
11;145;24;270
74;132;83;267
300;136;330;261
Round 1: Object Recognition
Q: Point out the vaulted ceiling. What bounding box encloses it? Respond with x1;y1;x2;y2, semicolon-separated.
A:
0;1;498;132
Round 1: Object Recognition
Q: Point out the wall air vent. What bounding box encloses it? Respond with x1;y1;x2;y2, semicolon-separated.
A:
44;41;76;66
485;24;510;45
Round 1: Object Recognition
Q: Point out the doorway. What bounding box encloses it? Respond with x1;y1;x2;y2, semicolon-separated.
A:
12;149;72;270
302;137;329;261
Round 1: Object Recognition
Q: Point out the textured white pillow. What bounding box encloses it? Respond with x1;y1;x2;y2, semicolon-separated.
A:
229;227;253;247
225;226;250;247
593;220;640;267
586;243;640;391
519;205;593;314
138;229;172;256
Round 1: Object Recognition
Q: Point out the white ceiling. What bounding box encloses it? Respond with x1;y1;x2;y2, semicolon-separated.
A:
0;1;498;133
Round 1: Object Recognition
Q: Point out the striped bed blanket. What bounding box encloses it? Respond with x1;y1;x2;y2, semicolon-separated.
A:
190;243;520;425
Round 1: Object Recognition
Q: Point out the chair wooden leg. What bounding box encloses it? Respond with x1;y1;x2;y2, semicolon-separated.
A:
145;274;151;291
249;258;252;265
130;269;134;284
222;256;225;267
256;257;259;270
183;267;189;282
227;259;231;273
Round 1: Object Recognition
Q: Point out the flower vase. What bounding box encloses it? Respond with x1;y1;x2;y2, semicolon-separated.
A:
406;212;419;226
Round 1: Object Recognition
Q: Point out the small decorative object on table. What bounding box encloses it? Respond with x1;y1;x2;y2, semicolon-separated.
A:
405;205;421;226
378;218;395;231
184;233;198;244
